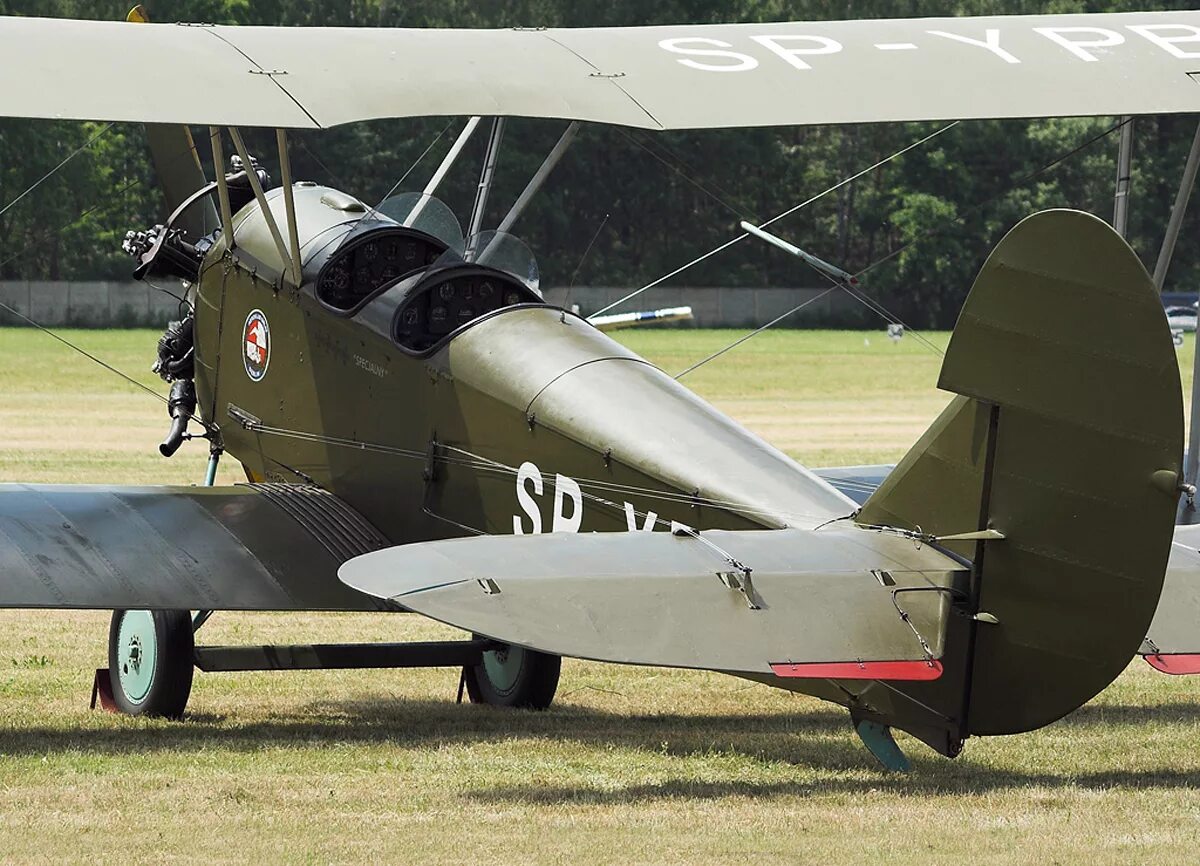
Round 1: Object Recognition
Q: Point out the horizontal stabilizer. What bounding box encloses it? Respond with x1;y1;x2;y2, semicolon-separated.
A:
339;526;961;677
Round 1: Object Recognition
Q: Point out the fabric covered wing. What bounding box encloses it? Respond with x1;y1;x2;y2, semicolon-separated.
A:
0;13;1197;129
339;526;962;677
0;483;394;611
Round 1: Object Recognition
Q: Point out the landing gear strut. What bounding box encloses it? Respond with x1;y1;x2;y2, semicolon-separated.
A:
97;615;561;717
462;637;561;710
106;609;194;718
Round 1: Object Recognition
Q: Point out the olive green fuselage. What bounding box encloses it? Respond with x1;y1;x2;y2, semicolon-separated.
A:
193;185;854;547
189;184;970;757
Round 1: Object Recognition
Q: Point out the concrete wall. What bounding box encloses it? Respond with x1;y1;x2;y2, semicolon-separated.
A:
0;281;186;327
0;281;855;329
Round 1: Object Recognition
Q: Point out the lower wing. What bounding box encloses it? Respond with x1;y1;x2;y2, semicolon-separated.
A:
0;482;394;611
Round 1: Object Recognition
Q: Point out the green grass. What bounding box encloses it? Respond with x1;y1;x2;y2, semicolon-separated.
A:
0;326;1198;864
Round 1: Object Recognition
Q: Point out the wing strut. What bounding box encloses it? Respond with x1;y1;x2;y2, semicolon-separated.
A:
275;129;303;286
228;127;294;285
467;117;506;242
209;127;235;243
496;121;580;235
406;116;482;228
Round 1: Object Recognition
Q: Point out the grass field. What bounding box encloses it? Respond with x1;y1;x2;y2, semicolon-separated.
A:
1;326;1199;864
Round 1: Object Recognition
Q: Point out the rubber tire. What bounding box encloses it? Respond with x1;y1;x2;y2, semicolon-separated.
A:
107;609;194;719
463;639;561;710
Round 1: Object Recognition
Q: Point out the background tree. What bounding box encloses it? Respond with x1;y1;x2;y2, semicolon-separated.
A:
0;0;1196;327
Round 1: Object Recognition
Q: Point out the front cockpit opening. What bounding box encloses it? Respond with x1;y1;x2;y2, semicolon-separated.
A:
314;192;464;312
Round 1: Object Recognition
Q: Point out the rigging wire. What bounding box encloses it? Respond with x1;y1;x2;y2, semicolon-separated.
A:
0;136;219;431
562;212;610;316
435;444;806;530
0;298;213;434
674;288;837;379
616;128;754;221
366;118;457;217
670;117;1128;374
0;158;167;274
0;122;115;221
589;121;961;320
817;118;1128;357
854;117;1128;282
636;131;760;220
293;136;352;192
235;418;834;528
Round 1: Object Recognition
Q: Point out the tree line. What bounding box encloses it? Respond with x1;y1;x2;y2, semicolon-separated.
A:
0;0;1196;326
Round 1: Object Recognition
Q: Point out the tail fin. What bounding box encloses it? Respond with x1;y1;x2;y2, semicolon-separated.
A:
859;209;1183;735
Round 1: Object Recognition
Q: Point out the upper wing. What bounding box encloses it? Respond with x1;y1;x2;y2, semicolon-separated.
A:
0;482;394;611
0;12;1197;129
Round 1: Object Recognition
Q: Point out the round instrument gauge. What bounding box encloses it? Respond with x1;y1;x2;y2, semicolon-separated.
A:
430;306;448;322
478;281;495;300
504;291;521;306
457;307;476;323
363;242;379;262
438;283;456;301
332;268;350;290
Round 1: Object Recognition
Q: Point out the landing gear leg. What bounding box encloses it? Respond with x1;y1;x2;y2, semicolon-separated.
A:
106;610;194;719
462;637;560;710
853;716;911;772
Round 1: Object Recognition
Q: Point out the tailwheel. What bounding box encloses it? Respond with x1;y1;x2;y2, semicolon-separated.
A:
107;610;194;718
463;638;560;710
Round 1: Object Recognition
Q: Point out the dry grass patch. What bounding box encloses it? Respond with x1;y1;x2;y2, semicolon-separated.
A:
0;326;1197;864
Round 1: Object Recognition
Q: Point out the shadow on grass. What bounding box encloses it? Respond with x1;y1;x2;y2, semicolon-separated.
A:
463;765;1200;806
3;691;1200;799
0;698;854;762
1056;701;1200;727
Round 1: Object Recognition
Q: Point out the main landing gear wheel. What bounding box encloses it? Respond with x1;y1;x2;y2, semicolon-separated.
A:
107;610;194;719
463;638;561;710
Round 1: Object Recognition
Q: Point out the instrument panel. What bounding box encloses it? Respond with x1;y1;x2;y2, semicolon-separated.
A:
394;269;540;353
317;229;446;311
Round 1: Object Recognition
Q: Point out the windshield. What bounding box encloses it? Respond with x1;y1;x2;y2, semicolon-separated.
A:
373;193;465;253
430;230;540;294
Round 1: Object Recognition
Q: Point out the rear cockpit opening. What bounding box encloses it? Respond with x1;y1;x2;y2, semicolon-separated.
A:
390;229;545;353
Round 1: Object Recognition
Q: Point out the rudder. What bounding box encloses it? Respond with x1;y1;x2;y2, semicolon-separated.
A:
859;209;1183;736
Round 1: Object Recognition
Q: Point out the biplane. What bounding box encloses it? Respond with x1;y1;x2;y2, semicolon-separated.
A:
1;8;1200;771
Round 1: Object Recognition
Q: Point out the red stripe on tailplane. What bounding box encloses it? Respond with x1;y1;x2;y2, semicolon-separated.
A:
770;660;943;681
1143;654;1200;675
